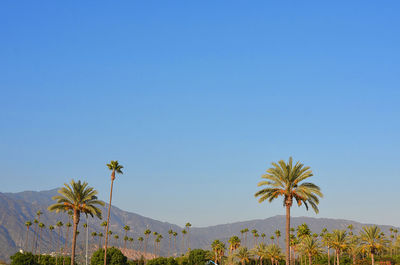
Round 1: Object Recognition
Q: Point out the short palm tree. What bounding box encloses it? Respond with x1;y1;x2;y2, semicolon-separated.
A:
330;230;348;265
251;242;268;265
275;230;281;245
228;236;241;253
24;221;32;251
299;236;322;265
255;157;323;265
211;239;226;265
48;180;104;265
235;247;250;265
321;232;332;265
265;244;284;265
360;226;388;265
346;235;361;265
104;160;123;265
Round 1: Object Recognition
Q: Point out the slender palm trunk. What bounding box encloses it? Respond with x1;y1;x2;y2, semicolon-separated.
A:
181;235;185;254
168;235;171;257
70;211;80;265
308;254;312;265
285;203;291;265
336;250;340;265
327;247;330;265
371;253;375;265
104;177;115;265
25;227;30;251
57;227;61;265
32;223;37;253
38;227;42;258
63;225;70;265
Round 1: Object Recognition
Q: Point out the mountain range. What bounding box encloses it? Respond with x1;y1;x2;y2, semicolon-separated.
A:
0;188;398;263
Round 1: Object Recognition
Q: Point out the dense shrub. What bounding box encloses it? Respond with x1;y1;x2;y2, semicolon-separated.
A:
147;257;178;265
188;249;210;265
10;252;38;265
91;247;128;265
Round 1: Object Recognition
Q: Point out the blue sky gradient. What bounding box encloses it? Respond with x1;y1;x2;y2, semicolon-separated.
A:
1;1;399;227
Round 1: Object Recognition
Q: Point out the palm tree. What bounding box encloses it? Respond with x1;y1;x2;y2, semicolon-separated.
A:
128;237;134;249
91;232;98;249
321;232;332;265
243;228;249;247
38;222;45;259
144;229;151;258
228;236;241;254
360;226;388;265
63;210;73;265
114;234;119;248
261;233;266;243
251;242;268;265
24;221;32;251
173;232;178;255
48;180;104;265
33;210;43;254
138;236;144;252
168;229;173;256
211;239;226;265
299;236;322;265
275;230;281;245
346;235;361;265
32;219;39;253
104;160;124;265
123;225;130;250
255;157;323;265
107;230;113;246
266;244;284;265
98;233;104;249
185;222;192;251
270;236;275;244
252;229;258;247
49;225;55;252
235;247;250;265
330;230;348;265
153;232;158;255
181;229;187;254
56;221;63;265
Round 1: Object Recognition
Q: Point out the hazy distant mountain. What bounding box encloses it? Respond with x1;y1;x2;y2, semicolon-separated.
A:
0;189;398;262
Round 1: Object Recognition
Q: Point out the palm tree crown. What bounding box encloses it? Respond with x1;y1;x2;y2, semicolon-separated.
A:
48;180;104;265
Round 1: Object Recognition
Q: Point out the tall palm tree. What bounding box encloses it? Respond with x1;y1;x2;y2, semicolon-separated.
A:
330;230;348;265
144;229;151;260
38;222;45;259
49;225;55;252
123;225;130;250
168;229;173;257
228;236;241;254
321;232;332;265
48;180;104;265
251;229;258;247
275;230;281;245
181;229;187;254
243;228;249;247
346;235;361;265
98;233;104;249
173;232;178;255
128;237;134;249
104;160;124;265
185;222;192;251
114;234;119;248
261;233;266;243
299;236;322;265
56;221;63;265
24;221;32;251
33;211;43;254
153;232;158;255
360;226;388;265
32;219;39;253
235;247;250;265
255;157;323;265
138;236;144;252
91;232;97;249
266;244;284;265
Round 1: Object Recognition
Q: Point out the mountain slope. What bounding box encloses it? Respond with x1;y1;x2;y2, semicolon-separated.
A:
0;189;398;262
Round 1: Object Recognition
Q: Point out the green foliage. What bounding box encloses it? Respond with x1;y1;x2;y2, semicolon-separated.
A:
90;247;128;265
147;257;178;265
188;249;209;265
10;252;38;265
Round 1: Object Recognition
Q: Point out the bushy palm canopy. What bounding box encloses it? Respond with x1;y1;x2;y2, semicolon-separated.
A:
360;226;388;255
330;230;348;254
235;247;250;264
300;236;322;257
254;157;322;210
48;180;104;218
107;160;124;180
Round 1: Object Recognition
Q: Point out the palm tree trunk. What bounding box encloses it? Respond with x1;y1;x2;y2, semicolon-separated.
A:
285;203;291;265
104;177;115;265
371;253;375;265
336;250;340;265
70;211;80;265
32;223;37;253
308;254;312;265
57;227;61;265
327;247;330;265
25;227;29;251
38;228;42;258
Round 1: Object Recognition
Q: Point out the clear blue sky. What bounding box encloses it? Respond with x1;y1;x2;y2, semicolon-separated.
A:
1;1;399;227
